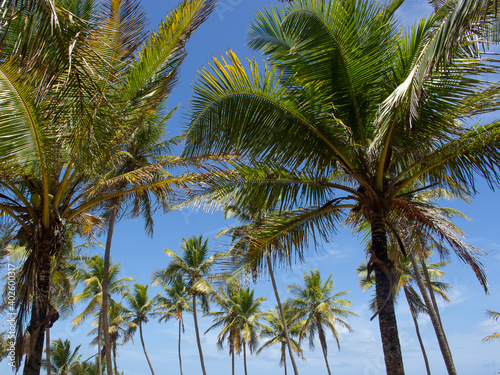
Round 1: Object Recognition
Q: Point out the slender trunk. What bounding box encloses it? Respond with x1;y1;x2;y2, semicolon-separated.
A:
23;246;55;375
98;312;102;375
370;214;405;375
282;342;288;375
243;342;248;375
421;259;444;329
45;327;51;375
178;319;183;375
231;348;235;375
266;253;299;375
192;294;207;375
113;341;118;375
317;324;332;375
408;252;457;375
139;323;156;375
404;288;431;375
102;206;118;375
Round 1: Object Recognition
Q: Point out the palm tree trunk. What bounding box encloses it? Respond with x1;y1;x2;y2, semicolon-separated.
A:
23;245;54;375
370;214;405;375
421;259;444;329
282;342;288;375
232;348;235;375
102;205;118;375
178;319;183;375
139;323;156;375
46;327;51;375
192;294;207;375
243;342;248;375
98;312;102;375
408;251;457;375
403;288;431;375
113;341;118;375
317;324;332;375
266;253;299;375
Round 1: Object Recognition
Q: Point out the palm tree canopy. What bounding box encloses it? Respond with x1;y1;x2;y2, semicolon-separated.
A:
41;338;81;375
155;278;193;323
123;283;159;326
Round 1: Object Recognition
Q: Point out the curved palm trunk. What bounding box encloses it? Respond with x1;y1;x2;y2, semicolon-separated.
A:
23;245;57;375
421;259;444;328
243;342;248;375
139;323;156;375
178;319;183;375
192;294;207;375
317;324;332;375
102;206;118;375
46;327;51;375
408;251;456;375
266;253;299;375
403;288;431;375
371;215;405;375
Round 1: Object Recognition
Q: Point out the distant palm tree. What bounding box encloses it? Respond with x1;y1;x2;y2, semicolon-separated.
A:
358;257;451;375
287;270;357;375
230;288;267;375
206;284;243;375
41;339;81;375
257;305;304;375
483;310;500;342
155;278;192;375
152;235;225;375
72;256;132;375
123;284;158;375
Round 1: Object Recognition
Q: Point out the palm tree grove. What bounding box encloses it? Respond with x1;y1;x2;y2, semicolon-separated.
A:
2;0;500;374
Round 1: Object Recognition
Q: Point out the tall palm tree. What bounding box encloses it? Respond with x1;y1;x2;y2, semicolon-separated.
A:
216;287;266;375
287;270;357;375
41;339;81;375
89;301;135;375
257;305;304;375
155;278;192;375
182;0;500;373
0;0;217;373
483;310;500;342
220;205;300;375
72;256;132;375
152;235;226;375
123;283;158;375
358;257;451;375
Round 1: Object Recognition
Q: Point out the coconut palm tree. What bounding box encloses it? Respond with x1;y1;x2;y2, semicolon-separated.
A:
88;301;135;375
483;310;500;342
72;256;132;375
287;270;357;375
155;278;192;375
257;305;304;375
205;284;243;375
152;235;225;375
0;0;217;373
41;339;81;375
182;0;500;373
122;284;158;375
358;257;451;375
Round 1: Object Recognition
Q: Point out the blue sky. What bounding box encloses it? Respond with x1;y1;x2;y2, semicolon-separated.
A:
2;0;500;374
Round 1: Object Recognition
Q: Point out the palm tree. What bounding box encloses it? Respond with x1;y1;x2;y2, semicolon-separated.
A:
182;0;500;373
0;0;217;373
123;283;158;375
287;270;357;375
214;287;266;375
358;257;451;375
41;339;81;375
257;305;304;375
155;278;192;375
483;310;500;342
72;256;132;375
89;301;135;375
152;235;225;375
